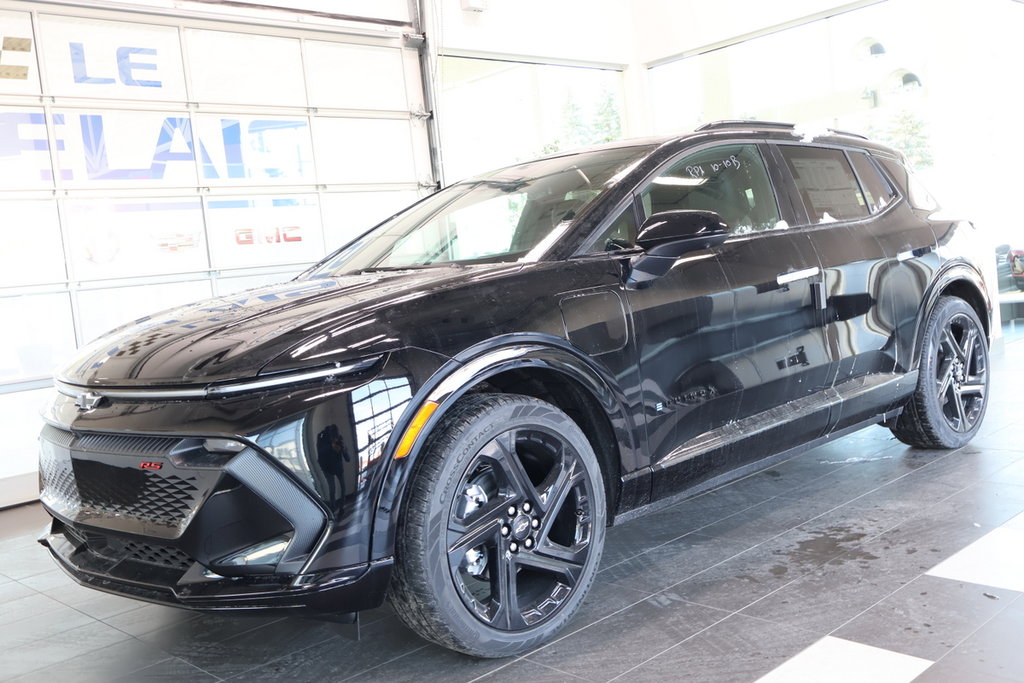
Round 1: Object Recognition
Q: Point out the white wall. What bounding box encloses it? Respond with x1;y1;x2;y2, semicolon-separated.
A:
435;0;634;66
628;0;879;64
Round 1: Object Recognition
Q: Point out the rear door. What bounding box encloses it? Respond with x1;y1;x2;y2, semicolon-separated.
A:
769;143;938;430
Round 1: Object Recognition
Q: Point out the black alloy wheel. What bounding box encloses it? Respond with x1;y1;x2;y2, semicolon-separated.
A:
389;394;606;657
891;296;989;448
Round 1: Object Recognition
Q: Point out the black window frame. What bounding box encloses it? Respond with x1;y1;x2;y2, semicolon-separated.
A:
769;141;904;230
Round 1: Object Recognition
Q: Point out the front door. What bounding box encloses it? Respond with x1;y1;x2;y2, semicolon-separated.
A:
621;142;831;499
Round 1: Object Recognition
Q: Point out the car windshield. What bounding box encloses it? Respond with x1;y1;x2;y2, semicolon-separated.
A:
308;145;654;276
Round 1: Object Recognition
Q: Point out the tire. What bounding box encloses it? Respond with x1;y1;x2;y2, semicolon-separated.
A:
388;393;606;657
890;296;989;448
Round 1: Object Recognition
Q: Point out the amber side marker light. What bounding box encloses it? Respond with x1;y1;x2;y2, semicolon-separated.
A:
395;400;439;459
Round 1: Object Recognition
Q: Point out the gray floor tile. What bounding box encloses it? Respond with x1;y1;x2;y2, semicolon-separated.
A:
345;642;511;682
0;541;61;580
0;592;94;637
666;525;862;612
224;615;425;681
20;569;141;620
526;594;727;682
564;578;652;630
614;613;821;682
598;531;751;594
478;659;587;682
0;620;130;678
694;492;851;548
111;657;219;682
169;616;339;678
913;596;1024;682
101;603;200;638
11;637;177;683
833;574;1020;661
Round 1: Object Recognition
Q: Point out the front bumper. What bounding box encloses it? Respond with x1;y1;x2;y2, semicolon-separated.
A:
39;519;392;614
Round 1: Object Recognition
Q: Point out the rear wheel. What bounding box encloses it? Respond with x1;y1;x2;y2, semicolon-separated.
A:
891;296;989;448
389;393;606;657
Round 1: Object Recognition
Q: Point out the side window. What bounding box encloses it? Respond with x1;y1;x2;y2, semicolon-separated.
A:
639;144;781;235
779;145;869;224
849;151;897;213
586;204;639;253
878;157;939;211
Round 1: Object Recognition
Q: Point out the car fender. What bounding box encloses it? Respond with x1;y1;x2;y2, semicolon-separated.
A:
909;258;992;369
369;333;638;561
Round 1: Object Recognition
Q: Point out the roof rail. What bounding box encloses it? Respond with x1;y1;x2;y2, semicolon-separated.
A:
695;119;868;140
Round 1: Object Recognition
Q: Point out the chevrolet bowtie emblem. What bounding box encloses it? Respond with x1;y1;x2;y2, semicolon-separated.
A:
74;391;104;412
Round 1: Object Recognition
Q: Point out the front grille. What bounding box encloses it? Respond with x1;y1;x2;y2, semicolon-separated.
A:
73;460;200;524
121;540;194;571
39;426;220;539
63;526;195;573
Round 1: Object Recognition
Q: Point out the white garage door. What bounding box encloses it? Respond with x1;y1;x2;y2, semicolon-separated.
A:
0;0;434;504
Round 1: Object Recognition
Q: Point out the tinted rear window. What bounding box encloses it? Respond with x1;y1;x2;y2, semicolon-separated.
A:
849;151;897;213
778;145;868;223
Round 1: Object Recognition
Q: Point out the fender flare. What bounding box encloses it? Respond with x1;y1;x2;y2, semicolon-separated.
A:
368;333;637;561
909;259;992;369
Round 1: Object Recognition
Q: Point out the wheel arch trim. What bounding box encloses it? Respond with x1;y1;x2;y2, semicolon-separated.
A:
369;334;637;561
911;259;992;368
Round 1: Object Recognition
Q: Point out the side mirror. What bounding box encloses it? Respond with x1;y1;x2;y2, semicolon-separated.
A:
627;210;729;287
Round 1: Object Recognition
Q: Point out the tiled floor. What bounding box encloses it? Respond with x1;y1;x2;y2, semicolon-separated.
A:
3;340;1024;682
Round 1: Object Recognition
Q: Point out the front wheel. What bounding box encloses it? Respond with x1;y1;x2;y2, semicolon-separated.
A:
389;394;606;657
891;296;989;448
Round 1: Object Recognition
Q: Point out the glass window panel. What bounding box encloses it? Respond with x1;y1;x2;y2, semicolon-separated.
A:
0;106;57;190
0;293;75;383
439;57;624;181
0;10;40;95
849;152;896;214
641;144;781;234
313;117;416;185
779;145;869;223
77;280;213;344
64;198;207;281
192;113;315;185
305;41;407;111
185;29;306;106
320;190;418;250
205;195;325;270
0;200;66;286
53;109;198;188
38;15;186;101
0;388;52;479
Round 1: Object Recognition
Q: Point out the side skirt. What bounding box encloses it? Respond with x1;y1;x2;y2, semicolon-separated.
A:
611;371;916;526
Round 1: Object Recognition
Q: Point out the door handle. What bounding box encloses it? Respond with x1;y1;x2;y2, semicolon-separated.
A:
897;246;933;262
776;266;820;285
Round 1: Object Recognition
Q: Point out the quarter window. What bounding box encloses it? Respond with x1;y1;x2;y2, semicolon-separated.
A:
639;144;781;235
779;145;869;223
849;151;897;213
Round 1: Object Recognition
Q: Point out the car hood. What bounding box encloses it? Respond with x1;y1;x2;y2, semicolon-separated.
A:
60;265;522;387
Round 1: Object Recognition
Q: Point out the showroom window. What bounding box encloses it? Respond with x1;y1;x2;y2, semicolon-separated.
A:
0;1;431;502
438;56;625;182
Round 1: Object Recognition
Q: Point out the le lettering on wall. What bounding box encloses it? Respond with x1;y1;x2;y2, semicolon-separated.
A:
37;15;187;99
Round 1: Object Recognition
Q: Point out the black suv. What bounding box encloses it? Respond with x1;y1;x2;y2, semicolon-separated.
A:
39;121;991;657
